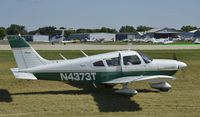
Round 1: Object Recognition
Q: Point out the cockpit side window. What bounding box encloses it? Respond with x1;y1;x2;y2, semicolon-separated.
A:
93;60;104;67
138;52;152;63
123;55;141;65
106;57;120;66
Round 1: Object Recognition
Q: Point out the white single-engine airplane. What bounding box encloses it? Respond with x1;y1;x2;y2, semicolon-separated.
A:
8;36;187;95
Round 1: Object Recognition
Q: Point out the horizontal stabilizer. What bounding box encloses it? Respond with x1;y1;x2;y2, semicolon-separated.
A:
104;75;175;84
11;68;37;80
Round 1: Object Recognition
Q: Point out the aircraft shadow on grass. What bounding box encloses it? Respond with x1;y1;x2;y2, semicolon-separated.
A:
11;83;160;112
0;84;159;112
0;89;12;102
13;89;142;112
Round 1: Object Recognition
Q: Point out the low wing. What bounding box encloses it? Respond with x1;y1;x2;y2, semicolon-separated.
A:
11;68;37;80
103;75;176;84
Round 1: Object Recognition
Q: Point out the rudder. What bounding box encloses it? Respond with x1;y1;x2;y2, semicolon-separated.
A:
7;36;49;69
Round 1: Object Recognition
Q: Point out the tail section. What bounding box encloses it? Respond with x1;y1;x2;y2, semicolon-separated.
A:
7;36;49;69
60;29;65;42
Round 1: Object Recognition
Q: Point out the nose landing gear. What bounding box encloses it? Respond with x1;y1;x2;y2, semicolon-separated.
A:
150;82;172;92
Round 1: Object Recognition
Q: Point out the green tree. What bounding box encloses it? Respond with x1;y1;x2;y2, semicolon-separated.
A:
0;27;6;40
7;24;27;35
59;27;66;29
181;25;197;32
136;25;152;32
76;28;94;33
28;30;37;35
119;25;136;33
100;27;117;33
29;26;76;37
34;26;59;37
76;28;117;33
64;30;76;37
93;29;101;33
100;27;109;33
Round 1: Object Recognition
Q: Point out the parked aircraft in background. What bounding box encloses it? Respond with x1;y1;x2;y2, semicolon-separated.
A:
194;39;200;44
150;38;174;44
50;28;73;44
7;36;187;95
122;38;174;44
50;29;65;44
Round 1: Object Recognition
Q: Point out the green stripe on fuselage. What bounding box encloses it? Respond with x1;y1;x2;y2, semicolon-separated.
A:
33;70;177;84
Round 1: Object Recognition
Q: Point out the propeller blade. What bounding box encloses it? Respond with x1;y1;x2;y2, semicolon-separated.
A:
173;52;187;79
179;68;186;79
178;60;187;78
173;53;178;60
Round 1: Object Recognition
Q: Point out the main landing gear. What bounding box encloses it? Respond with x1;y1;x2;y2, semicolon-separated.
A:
115;82;172;96
115;83;138;96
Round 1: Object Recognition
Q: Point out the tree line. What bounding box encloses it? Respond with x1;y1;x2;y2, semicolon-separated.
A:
0;24;198;40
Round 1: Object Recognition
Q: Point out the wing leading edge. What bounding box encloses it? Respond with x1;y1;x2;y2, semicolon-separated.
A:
103;75;176;84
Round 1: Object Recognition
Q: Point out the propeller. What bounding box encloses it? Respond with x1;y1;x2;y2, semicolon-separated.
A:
173;53;187;78
173;53;178;60
181;68;186;79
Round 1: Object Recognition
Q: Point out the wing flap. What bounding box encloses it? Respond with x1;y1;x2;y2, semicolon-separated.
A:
11;68;37;80
104;75;175;84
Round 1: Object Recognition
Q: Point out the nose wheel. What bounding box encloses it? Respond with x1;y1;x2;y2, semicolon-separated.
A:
150;82;172;92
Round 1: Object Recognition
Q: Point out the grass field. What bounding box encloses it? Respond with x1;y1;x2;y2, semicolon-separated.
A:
0;50;200;117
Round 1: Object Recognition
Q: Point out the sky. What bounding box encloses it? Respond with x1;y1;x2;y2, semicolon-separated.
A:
0;0;200;31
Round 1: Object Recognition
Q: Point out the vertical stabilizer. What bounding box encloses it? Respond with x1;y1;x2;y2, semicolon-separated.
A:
7;36;49;69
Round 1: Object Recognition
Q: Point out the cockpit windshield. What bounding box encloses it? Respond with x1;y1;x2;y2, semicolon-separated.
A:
138;52;153;63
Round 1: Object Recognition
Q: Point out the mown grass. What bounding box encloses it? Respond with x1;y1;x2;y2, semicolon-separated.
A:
0;50;200;117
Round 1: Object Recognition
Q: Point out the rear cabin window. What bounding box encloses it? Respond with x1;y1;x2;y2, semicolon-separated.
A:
123;55;141;65
106;57;120;66
93;61;104;67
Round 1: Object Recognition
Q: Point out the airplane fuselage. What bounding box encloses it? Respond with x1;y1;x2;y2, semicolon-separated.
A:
21;51;180;84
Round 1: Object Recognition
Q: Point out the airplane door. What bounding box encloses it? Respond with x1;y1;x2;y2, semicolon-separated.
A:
121;54;145;76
